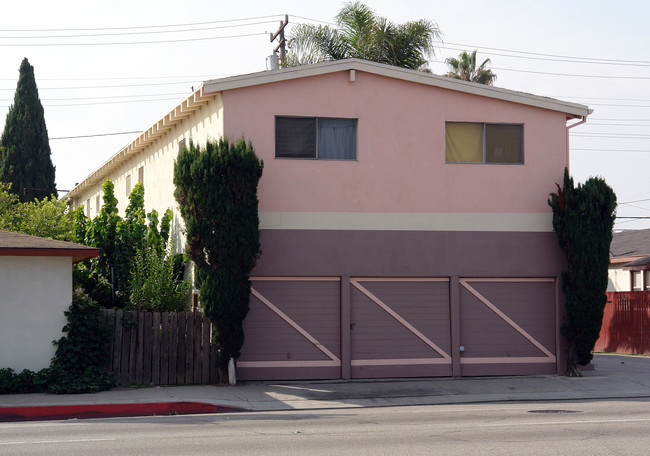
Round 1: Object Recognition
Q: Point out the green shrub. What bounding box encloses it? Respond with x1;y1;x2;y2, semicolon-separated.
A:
129;245;191;313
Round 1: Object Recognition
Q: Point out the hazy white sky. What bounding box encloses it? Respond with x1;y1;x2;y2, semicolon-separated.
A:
1;0;649;229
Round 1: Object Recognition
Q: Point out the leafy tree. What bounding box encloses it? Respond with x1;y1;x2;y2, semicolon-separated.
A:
286;1;442;71
174;138;263;380
0;58;57;202
0;182;74;241
445;50;497;85
74;180;177;308
548;169;617;376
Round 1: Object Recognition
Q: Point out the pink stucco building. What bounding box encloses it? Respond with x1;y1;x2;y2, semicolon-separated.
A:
69;59;590;380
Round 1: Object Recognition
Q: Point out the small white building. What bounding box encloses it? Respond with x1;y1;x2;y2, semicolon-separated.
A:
0;230;99;372
608;228;650;292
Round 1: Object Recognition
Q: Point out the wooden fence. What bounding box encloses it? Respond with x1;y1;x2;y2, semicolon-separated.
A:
594;291;650;355
100;309;219;386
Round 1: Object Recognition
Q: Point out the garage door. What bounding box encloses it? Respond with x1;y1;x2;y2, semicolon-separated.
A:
237;277;341;381
459;278;557;376
350;278;452;378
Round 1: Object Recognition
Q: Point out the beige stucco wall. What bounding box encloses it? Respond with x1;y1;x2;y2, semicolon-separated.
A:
0;256;71;372
607;266;630;292
72;95;224;248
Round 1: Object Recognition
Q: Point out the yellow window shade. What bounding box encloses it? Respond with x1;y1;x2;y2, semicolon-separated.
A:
446;122;483;163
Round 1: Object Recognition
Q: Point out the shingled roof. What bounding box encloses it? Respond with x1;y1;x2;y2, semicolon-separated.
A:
610;228;650;259
0;230;99;262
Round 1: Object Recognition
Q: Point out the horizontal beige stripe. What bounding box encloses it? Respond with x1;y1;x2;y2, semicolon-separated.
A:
259;212;553;232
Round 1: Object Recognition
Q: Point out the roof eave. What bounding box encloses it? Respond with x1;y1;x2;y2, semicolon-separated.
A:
203;58;590;118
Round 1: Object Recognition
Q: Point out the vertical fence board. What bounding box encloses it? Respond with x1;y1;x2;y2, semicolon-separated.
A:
160;312;169;385
185;312;194;382
192;312;203;385
136;312;145;385
104;309;116;372
142;312;153;384
201;315;211;384
113;310;123;374
169;312;178;385
152;312;161;385
177;313;186;385
127;311;138;385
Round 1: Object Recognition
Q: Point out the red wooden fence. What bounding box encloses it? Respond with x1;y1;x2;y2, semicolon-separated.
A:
594;291;650;355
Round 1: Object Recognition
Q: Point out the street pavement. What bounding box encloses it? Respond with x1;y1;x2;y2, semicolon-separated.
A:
1;353;648;421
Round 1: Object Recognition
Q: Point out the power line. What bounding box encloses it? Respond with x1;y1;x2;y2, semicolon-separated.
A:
572;133;650;139
50;131;142;140
442;41;650;66
491;66;650;80
0;15;284;32
1;92;188;102
0;81;198;90
44;96;183;107
0;31;267;47
572;148;650;152
0;20;278;40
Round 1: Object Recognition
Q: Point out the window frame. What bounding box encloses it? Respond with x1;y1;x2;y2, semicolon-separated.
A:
445;121;524;165
274;115;358;161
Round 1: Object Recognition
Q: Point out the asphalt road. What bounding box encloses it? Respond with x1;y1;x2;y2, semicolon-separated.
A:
2;399;649;455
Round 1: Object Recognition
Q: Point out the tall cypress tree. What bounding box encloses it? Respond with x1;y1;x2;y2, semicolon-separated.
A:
0;58;57;202
549;168;617;376
174;138;263;381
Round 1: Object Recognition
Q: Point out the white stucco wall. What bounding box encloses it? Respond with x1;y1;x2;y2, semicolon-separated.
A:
0;256;71;372
607;266;630;292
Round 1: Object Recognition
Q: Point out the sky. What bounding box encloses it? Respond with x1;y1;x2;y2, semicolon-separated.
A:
1;0;649;230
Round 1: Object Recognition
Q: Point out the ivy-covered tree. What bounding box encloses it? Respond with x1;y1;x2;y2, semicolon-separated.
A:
173;138;263;381
0;58;57;202
549;168;617;376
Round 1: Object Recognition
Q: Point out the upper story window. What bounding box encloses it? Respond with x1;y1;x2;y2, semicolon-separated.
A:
275;116;357;160
446;122;524;164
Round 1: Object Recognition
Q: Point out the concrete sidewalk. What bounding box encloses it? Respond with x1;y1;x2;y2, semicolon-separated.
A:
1;354;649;421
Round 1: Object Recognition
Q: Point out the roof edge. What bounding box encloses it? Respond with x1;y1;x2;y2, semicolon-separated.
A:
203;58;590;118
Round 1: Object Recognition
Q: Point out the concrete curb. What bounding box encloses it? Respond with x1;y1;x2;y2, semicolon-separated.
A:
0;402;245;422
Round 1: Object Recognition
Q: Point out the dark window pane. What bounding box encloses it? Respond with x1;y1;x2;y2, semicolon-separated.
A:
318;118;357;160
275;117;317;158
485;124;523;164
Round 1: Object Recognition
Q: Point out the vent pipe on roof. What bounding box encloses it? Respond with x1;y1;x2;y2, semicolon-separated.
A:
266;53;279;71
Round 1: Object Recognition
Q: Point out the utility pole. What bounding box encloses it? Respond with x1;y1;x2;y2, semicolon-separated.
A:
270;15;289;66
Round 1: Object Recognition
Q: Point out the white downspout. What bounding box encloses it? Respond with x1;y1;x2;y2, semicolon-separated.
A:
565;114;589;172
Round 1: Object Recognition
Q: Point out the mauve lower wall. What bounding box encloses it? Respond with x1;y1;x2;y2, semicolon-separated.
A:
253;229;565;278
250;228;567;375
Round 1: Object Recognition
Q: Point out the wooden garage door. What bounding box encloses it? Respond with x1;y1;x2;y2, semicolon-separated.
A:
459;278;557;376
350;278;452;378
237;277;341;381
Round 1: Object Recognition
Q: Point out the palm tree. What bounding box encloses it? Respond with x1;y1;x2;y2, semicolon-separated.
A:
445;50;497;85
285;1;442;71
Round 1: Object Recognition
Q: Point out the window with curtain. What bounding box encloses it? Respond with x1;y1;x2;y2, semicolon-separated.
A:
446;122;524;164
275;116;357;160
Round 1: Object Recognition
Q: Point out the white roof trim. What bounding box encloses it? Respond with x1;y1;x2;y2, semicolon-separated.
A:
68;88;215;200
203;58;589;118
